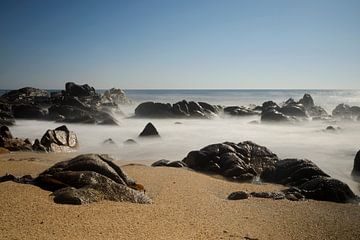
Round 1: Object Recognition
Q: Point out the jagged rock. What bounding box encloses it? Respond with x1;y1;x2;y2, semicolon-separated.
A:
228;191;249;200
352;150;360;178
298;94;314;109
139;122;160;137
32;139;47;152
40;125;78;152
0;126;33;151
280;104;307;118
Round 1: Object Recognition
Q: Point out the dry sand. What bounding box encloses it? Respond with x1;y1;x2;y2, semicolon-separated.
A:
1;152;360;240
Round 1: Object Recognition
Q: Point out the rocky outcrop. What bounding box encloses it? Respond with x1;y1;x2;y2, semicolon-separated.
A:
1;154;151;205
12;104;47;119
223;106;258;116
139;122;160;137
352;150;360;178
135;100;219;118
40;125;78;152
65;82;96;97
332;104;360;120
1;87;50;104
261;94;328;122
261;158;357;203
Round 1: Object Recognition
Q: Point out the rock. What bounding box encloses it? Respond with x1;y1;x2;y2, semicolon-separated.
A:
151;159;171;167
0;125;13;139
250;191;285;200
325;126;337;131
198;102;220;113
0;147;10;154
224;106;257;116
9;154;152;204
1;87;50;104
298;94;314;109
124;139;137;145
332;103;358;119
261;109;291;122
40;125;78;152
103;138;116;145
261;158;358;203
352;150;360;178
0;126;33;151
280;105;307;118
65;82;96;97
139;122;160;137
0;104;15;126
48;105;96;123
228;191;249;200
167;161;187;168
135;102;173;117
12;104;47;119
32;139;47;152
182;141;278;181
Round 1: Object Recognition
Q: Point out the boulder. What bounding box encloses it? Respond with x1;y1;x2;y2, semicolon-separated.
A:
298;94;314;109
65;82;96;97
0;126;33;151
1;154;151;205
224;106;257;116
332;104;353;119
135;102;173;117
261;109;291;122
228;191;249;200
352;150;360;178
280;105;307;118
261;158;357;203
40;125;78;152
139;122;160;137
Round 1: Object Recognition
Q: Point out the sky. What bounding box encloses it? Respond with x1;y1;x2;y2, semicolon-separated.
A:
0;0;360;89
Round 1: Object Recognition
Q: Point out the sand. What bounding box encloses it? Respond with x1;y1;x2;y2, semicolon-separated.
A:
1;152;360;240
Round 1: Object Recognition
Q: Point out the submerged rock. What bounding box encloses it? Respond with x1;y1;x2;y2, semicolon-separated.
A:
139;122;160;137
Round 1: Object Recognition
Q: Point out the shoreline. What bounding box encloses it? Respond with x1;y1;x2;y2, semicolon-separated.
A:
1;152;360;239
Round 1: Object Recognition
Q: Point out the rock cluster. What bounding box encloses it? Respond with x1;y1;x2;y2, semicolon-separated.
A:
332;103;360;120
152;141;359;203
0;125;78;153
0;82;132;125
1;154;151;205
135;100;220;118
261;94;328;122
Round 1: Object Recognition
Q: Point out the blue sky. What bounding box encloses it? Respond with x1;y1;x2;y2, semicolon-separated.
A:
1;0;360;89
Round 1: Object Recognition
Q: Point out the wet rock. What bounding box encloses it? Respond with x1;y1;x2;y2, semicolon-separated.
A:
298;93;314;109
332;103;360;119
0;126;33;151
0;125;13;139
139;122;160;137
261;109;291;122
325;126;338;132
352;150;360;178
228;191;249;200
280;105;307;118
135;102;173;117
250;191;285;200
40;125;78;152
167;161;187;168
0;109;15;126
32;139;47;152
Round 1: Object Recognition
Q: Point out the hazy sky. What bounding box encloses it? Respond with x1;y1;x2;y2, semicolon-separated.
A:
1;0;360;89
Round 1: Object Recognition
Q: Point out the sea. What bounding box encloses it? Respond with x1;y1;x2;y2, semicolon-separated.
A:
2;89;360;193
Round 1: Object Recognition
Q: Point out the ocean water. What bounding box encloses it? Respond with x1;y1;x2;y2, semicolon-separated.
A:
2;89;360;193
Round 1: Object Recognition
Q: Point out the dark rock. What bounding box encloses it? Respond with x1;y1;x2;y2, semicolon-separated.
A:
0;110;15;126
325;126;336;131
32;139;47;152
151;159;170;167
332;104;352;119
167;161;187;168
12;104;47;119
30;154;151;204
261;109;291;122
298;94;314;109
228;191;249;200
224;106;257;116
139;122;160;137
198;102;219;113
280;105;307;118
48;105;95;123
0;126;33;151
135;102;173;117
1;87;50;104
352;150;360;177
262;101;280;112
0;125;13;139
65;82;96;97
250;191;285;200
308;106;328;118
40;125;78;152
261;158;357;203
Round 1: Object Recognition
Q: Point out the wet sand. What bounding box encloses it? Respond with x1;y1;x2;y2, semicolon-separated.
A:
1;152;360;240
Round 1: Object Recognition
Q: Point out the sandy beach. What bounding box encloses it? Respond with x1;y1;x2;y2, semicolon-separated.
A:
1;152;359;240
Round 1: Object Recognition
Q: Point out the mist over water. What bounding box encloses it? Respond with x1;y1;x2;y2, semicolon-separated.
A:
7;89;360;194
